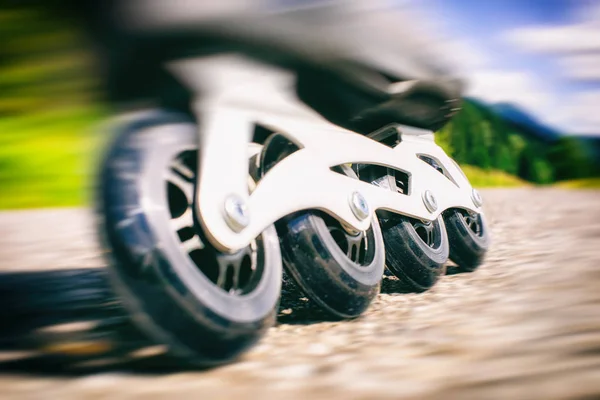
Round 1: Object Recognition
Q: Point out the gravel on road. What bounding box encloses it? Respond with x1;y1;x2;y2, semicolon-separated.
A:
0;188;599;400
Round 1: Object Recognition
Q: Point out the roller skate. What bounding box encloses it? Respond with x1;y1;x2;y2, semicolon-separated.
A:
89;1;490;366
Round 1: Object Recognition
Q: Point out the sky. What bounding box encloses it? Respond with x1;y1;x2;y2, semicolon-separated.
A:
410;0;600;135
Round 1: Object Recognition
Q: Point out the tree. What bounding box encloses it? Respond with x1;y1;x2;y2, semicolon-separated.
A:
530;158;554;184
548;137;593;181
435;121;455;156
496;144;516;174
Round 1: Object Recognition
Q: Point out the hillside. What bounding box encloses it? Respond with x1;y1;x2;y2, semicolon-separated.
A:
435;99;600;184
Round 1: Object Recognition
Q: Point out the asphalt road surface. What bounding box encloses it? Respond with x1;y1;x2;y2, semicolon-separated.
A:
0;188;599;399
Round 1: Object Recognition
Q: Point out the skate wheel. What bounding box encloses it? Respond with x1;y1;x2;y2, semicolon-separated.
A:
443;209;490;272
276;166;385;319
97;111;282;366
381;215;449;292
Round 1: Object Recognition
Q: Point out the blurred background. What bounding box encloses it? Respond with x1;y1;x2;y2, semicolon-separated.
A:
0;1;599;399
0;0;599;210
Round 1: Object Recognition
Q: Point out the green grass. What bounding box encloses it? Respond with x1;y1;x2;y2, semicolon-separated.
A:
554;177;600;189
0;106;106;209
460;165;528;188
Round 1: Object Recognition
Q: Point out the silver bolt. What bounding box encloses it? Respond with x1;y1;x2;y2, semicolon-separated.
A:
471;188;483;207
349;191;370;221
422;190;438;212
223;194;250;232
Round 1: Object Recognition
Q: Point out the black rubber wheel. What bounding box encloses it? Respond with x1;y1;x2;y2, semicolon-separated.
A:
277;210;385;319
267;152;385;319
97;110;282;366
381;215;449;292
259;135;384;319
443;209;490;272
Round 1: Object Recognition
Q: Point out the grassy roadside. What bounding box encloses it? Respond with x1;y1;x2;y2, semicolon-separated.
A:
0;107;105;209
460;165;528;188
554;178;600;189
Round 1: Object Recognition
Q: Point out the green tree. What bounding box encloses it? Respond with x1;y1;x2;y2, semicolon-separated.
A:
508;133;527;155
496;144;516;174
435;121;455;156
548;136;593;181
530;158;554;184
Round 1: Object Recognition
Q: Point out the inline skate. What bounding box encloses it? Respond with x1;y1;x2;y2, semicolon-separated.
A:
89;1;490;365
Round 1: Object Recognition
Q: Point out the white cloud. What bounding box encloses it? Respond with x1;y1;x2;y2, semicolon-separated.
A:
551;91;600;134
558;53;600;81
465;69;553;115
494;2;600;134
502;24;600;54
499;2;600;82
501;2;600;54
498;1;600;83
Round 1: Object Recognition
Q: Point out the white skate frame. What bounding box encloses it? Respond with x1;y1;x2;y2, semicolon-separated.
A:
168;55;481;252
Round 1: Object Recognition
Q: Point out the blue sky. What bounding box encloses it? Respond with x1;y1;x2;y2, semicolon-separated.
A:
410;0;600;135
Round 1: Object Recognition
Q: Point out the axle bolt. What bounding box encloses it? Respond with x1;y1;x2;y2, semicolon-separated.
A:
422;190;438;213
472;188;484;208
223;194;250;232
349;191;370;221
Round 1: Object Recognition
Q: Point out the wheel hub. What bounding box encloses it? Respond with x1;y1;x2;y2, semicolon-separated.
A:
412;220;438;248
460;210;484;237
167;150;262;295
